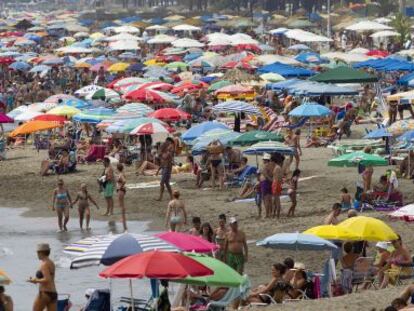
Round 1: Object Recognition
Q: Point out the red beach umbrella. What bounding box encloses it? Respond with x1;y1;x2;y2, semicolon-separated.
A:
124;88;166;103
148;108;190;121
33;114;66;123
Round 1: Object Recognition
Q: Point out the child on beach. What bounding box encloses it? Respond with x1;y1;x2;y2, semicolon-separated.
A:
189;217;201;236
340;187;352;210
73;183;99;230
287;169;300;217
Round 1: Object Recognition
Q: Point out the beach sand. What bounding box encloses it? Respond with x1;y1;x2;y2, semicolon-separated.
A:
1;125;414;310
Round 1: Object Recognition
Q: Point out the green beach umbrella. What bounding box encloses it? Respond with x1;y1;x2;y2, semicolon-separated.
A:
178;253;244;287
229;130;284;146
328;151;388;167
208;80;232;93
164;61;188;70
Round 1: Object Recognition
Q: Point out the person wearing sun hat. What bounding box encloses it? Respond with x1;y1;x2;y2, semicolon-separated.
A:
27;243;57;310
288;262;308;299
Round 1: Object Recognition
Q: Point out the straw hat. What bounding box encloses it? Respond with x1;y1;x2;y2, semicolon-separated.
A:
293;262;306;270
36;243;50;252
263;153;271;160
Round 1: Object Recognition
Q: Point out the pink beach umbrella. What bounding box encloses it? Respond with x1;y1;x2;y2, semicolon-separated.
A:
0;113;14;123
129;122;173;135
155;232;219;253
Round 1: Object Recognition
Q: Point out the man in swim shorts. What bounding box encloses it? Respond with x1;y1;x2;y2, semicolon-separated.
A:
224;217;248;274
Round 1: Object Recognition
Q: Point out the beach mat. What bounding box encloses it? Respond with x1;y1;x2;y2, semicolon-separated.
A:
126;181;176;189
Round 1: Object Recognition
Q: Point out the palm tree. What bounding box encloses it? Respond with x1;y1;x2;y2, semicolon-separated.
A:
391;13;411;45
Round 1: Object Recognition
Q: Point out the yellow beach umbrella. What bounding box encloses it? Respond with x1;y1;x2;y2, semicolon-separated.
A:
108;62;130;73
144;59;165;66
303;225;358;241
74;62;91;69
90;32;105;40
0;269;11;285
47;105;81;117
338;216;398;242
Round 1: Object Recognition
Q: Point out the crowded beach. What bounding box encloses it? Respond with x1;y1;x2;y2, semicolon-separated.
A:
3;1;414;310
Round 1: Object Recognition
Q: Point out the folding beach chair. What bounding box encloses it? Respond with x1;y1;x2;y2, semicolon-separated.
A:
227;166;257;188
351;257;376;292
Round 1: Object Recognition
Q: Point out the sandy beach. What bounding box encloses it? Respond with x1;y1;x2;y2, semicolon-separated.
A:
2;125;414;310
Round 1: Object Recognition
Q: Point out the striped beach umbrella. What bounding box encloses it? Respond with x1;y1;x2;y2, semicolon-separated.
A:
117;103;154;115
65;233;178;269
73;107;115;124
212;100;261;115
130;121;173;135
243;141;295;155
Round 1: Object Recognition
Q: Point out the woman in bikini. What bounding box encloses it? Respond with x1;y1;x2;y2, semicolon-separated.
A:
28;243;57;311
208;140;224;190
214;214;228;261
287;169;301;217
165;190;187;232
116;163;127;232
286;129;302;171
72;183;99;231
51;179;72;232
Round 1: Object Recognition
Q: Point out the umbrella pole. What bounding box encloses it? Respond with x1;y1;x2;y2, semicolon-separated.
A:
109;279;113;311
130;279;136;311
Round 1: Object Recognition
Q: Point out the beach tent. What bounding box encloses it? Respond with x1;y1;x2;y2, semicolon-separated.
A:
309;66;378;83
257;62;314;77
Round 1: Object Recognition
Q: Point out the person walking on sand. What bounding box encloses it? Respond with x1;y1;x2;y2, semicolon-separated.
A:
165;190;187;232
72;183;99;231
101;157;114;216
156;138;174;201
116;163;128;232
51;179;72;232
272;154;284;219
27;244;57;311
224;217;248;274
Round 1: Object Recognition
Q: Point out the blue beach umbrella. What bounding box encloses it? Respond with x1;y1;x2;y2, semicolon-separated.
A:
30;64;50;73
363;127;392;139
9;61;31;71
288;102;331;117
212;100;262;116
73;107;115;124
63;98;91;109
256;232;338;251
182;121;230;142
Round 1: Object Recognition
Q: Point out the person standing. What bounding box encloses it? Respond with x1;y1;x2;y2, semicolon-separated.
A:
101;157;114;216
116;163;127;232
272;154;284;219
260;153;274;218
165;190;187;232
156;138;174;201
214;214;228;261
224;217;248;274
287;169;300;217
72;183;99;231
51;179;72;232
0;286;13;311
27;244;57;311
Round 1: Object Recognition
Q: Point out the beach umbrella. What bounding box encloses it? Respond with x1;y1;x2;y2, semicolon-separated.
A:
47;105;81;117
0;269;11;285
256;232;338;251
75;85;104;97
288;102;331;117
9;61;31;71
338;216;398;241
288;44;310;51
85;88;120;101
148;108;190;121
303;225;359;241
243;141;295;155
397;130;414;142
229;130;284;146
63;98;91;109
108;62;130;73
389;204;414;222
156;232;218;253
44;94;77;104
10;120;62;137
7;105;28;118
99;250;213;279
130;122;172;135
191;129;241;155
260;73;285;82
14;110;43;122
328;151;387;167
29;64;50;73
33;114;66;123
67;233;177;269
117;103;153;115
164;61;188;71
207;80;232;93
106;117;162;134
0;113;14;123
73;107;115;124
177;253;243;287
182;121;230;142
172;38;204;48
124;88;167;103
212;100;261;116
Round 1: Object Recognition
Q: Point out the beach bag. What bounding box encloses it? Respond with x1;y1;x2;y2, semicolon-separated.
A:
331;281;344;297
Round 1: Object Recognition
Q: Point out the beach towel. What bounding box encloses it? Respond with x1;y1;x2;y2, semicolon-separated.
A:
126;181;176;189
85;144;106;162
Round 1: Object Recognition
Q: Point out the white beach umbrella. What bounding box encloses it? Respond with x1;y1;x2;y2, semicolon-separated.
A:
345;21;393;32
113;25;140;33
172;24;201;31
105;33;143;42
147;34;177;44
370;30;400;38
172;38;204;48
108;40;140;51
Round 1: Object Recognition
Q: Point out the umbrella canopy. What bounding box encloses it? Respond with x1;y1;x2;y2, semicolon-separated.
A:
99;251;213;279
44;94;77;104
338;216;398;241
212;101;261;116
0;269;11;285
389;204;414;221
288;102;331;117
207;80;232;93
229;130;284;146
363;127;392;139
328;151;388;167
130;122;172;135
9;61;31;71
177;253;243;287
0;113;14;123
309;66;378;83
105;117;163;134
73;108;115;124
47;105;81;117
124;89;167;103
256;232;338;251
85;88;120;101
397;130;414;142
148;108;190;121
14;110;43;122
303;225;359;241
33;114;66;123
156;232;218;253
117;103;153;115
108;62;130;73
345;21;393;32
182;121;230;142
66;233;177;269
260;73;285;82
243;141;295;155
10;120;62;137
63;98;91;109
75;85;104;97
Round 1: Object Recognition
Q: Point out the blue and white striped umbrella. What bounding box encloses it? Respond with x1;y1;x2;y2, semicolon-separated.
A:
65;233;178;269
117;103;154;115
243;141;295;155
212;101;261;116
29;64;51;73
